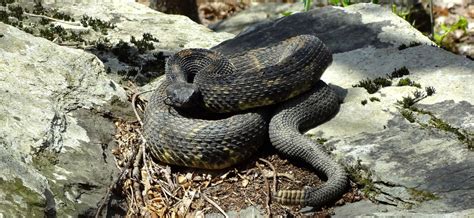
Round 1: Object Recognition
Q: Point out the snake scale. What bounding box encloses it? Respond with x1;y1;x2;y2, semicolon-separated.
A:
143;34;348;206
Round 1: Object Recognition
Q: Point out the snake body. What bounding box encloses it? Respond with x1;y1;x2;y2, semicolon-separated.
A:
143;34;348;206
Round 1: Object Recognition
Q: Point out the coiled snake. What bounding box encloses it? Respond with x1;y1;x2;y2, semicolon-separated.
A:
143;35;348;206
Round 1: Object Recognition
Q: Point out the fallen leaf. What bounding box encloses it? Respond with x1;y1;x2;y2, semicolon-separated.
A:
242;179;249;187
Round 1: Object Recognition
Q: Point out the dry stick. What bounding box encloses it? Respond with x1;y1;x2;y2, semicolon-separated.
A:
131;89;155;126
202;193;229;218
132;146;145;213
264;172;295;181
256;163;272;216
258;158;277;193
24;12;82;26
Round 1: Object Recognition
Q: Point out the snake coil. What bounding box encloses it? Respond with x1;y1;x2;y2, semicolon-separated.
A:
143;34;348;206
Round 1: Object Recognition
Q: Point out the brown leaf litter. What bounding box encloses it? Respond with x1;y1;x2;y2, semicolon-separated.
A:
106;86;362;217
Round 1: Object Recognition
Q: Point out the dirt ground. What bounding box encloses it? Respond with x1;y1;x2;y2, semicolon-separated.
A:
111;91;362;217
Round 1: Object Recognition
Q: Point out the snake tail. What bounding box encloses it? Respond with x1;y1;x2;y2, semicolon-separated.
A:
269;80;349;206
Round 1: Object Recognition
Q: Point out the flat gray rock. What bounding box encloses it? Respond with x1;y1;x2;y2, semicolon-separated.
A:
212;3;473;216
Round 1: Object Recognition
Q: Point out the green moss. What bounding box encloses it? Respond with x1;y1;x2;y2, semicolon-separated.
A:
373;77;392;87
80;15;115;34
7;4;24;21
397;78;421;88
408;188;439;202
397;96;416;108
0;0;15;6
399;103;473;150
130;33;158;53
346;162;379;199
0;178;46;215
389;66;410;79
353;77;391;94
50;8;74;22
0;10;8;23
32;2;46;15
315;137;327;144
400;109;416;123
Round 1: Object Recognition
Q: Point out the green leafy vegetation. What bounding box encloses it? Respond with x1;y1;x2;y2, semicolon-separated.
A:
130;33;160;53
391;4;410;20
302;0;313;11
396;88;472;150
388;66;410;79
328;0;352;7
353;67;414;94
400;109;416;123
397;78;421;88
315;137;327;144
361;99;368;105
433;16;468;46
80;15;116;35
281;11;293;16
346;160;379;199
353;77;392;94
408;188;439;202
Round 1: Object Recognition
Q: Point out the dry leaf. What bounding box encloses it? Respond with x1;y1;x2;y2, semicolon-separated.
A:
178;175;187;184
241;179;249;187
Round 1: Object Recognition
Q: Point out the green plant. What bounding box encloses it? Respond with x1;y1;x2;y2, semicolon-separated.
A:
400;109;416;123
397;78;421;88
0;0;14;7
328;0;351;7
353;77;392;94
302;0;313;11
433;16;468;46
281;11;293;16
315;138;327;144
425;86;436;96
391;4;410;20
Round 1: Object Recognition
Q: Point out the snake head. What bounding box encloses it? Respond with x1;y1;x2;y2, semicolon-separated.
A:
165;82;202;108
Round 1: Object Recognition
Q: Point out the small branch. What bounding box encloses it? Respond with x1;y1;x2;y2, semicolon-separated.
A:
261;172;295;181
256;163;271;216
202;193;228;218
131;89;154;126
24;12;81;26
258;158;277;193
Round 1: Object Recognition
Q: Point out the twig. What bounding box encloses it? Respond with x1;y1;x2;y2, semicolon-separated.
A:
131;89;154;126
263;172;295;181
132;146;145;212
256;163;271;216
202;193;228;218
24;12;81;26
258;158;277;193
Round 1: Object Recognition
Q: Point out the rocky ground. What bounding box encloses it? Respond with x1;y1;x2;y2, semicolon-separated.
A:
0;0;473;217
